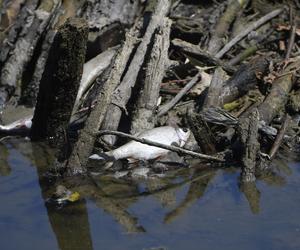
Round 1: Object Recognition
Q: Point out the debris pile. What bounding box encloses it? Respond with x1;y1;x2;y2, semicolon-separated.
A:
0;0;299;184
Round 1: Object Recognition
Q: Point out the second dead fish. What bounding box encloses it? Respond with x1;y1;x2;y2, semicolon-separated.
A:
89;126;190;161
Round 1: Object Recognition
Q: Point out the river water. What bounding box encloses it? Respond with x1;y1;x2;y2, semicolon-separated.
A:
0;137;300;250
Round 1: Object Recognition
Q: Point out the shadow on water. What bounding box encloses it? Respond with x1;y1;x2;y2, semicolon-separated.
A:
1;137;300;249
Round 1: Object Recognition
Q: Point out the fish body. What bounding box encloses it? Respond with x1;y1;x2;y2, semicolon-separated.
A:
90;126;190;161
0;115;32;134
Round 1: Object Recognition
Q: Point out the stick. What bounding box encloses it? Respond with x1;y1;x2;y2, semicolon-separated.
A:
215;9;283;59
157;72;201;117
208;0;247;54
269;114;291;160
96;130;225;162
285;11;296;60
131;17;172;134
66;20;142;174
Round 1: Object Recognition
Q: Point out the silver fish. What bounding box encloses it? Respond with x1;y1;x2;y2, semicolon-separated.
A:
0;115;32;133
72;48;117;114
89;126;190;161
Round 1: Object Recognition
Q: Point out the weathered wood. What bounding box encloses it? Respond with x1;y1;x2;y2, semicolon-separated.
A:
258;74;293;125
0;0;39;66
189;67;227;154
215;8;283;59
268;114;291;160
238;109;260;183
171;38;236;74
131;17;172;135
101;0;171;145
208;0;247;54
158;72;201;117
220;56;269;106
66;20;142;174
78;0;139;30
30;18;88;162
0;0;60;110
21;1;62;106
187;112;217;154
21;30;57;107
202;67;227;108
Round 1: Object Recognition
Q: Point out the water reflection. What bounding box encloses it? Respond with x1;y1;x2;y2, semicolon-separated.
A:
1;137;300;250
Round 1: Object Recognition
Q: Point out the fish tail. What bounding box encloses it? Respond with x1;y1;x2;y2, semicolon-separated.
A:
89;152;115;161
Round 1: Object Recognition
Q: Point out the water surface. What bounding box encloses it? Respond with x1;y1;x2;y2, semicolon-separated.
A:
0;137;300;250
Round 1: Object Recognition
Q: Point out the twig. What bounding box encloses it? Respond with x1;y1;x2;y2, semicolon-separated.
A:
269;114;291;160
215;9;283;59
285;8;296;60
157;72;201;116
95;130;225;162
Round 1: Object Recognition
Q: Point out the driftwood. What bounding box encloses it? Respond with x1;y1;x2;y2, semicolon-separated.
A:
268;114;291;160
0;0;39;66
171;38;236;74
257;73;293;125
203;67;227;108
188;68;228;154
131;17;172;135
238;109;260;183
78;0;139;30
0;0;61;110
220;56;269;106
215;8;283;59
31;18;88;162
208;0;247;54
66;20;143;174
101;0;171;145
158;72;201;117
21;2;62;106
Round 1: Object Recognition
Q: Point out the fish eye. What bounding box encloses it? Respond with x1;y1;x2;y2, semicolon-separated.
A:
182;127;188;132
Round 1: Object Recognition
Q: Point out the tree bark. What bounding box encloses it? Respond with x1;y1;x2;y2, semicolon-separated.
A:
30;18;88;162
66;20;142;174
131;17;172;135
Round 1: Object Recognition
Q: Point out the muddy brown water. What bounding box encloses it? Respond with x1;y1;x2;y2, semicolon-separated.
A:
0;137;300;250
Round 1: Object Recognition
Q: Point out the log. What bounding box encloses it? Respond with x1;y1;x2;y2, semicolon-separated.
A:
208;0;247;54
131;17;172;135
215;8;283;59
188;67;227;154
187;112;217;154
258;73;293;125
220;56;269;106
171;38;236;74
66;20;142;174
0;0;61;110
0;0;39;66
21;1;62;106
78;0;139;30
238;109;260;183
202;67;227;108
101;0;171;145
30;18;88;162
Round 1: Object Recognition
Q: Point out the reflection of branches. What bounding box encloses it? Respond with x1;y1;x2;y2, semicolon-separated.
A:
164;169;216;224
46;200;94;250
240;181;260;214
147;178;176;208
0;143;11;176
80;184;145;233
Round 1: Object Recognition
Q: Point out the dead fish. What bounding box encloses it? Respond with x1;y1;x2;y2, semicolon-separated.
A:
89;126;190;161
72;48;117;114
0;115;32;135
